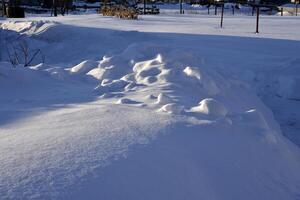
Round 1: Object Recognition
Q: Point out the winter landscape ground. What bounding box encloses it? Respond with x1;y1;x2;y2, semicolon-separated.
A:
0;10;300;200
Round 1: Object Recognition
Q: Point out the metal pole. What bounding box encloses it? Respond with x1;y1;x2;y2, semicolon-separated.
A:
256;6;259;33
220;3;224;28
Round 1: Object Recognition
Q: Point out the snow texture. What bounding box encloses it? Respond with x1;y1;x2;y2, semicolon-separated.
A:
1;13;300;200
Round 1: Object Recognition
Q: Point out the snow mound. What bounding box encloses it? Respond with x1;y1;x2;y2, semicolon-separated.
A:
92;45;228;116
158;103;184;114
183;66;220;95
96;79;129;94
89;45;284;150
156;93;173;105
0;20;56;35
70;60;99;74
190;98;228;117
133;55;165;85
86;67;106;82
84;44;293;154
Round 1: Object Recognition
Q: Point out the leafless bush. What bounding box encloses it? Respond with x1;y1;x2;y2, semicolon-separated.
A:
5;39;45;67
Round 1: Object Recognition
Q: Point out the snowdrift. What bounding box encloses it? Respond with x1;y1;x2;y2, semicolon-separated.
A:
1;19;300;200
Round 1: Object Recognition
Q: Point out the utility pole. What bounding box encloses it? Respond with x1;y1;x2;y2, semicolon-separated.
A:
220;2;224;28
256;6;259;33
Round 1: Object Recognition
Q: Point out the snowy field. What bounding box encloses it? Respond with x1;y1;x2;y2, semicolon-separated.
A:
1;13;300;200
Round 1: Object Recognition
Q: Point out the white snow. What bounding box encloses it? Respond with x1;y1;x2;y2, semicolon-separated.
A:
190;98;228;117
1;12;300;200
156;93;173;105
70;60;99;74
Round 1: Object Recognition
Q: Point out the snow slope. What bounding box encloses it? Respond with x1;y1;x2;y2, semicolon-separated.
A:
1;14;300;199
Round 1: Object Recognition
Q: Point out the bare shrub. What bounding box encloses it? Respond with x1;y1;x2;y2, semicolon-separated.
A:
5;39;45;67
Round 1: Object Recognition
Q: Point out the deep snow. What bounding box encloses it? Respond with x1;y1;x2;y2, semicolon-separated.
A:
1;13;300;200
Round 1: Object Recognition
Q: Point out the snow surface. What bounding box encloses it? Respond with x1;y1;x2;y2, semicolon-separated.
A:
1;13;300;200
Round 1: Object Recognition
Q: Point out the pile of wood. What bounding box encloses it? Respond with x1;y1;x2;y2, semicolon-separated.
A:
101;5;138;20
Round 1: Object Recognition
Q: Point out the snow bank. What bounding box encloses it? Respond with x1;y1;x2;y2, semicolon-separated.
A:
1;18;300;200
0;20;58;36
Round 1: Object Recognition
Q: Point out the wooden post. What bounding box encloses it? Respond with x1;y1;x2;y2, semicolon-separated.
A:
220;3;224;28
256;6;259;33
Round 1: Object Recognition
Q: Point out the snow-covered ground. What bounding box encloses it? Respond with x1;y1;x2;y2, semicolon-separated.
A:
1;13;300;200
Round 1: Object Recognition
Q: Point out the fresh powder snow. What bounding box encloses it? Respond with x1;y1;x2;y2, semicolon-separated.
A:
0;12;300;200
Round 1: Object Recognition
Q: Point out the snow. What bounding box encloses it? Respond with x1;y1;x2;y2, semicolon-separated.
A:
156;93;173;105
1;12;300;199
190;98;228;117
70;60;99;74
